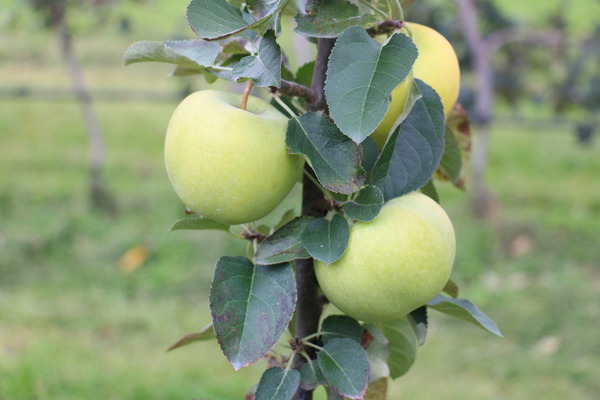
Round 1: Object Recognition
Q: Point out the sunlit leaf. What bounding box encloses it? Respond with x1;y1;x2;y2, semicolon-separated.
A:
167;323;216;351
427;295;502;337
123;39;220;67
379;317;417;379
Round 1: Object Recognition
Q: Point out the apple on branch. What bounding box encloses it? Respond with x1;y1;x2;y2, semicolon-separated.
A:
164;90;304;225
315;191;456;323
372;22;461;148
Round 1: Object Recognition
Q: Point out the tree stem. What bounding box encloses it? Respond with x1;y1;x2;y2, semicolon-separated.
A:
291;37;335;400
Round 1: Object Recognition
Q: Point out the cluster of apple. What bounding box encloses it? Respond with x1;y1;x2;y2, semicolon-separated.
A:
164;23;460;323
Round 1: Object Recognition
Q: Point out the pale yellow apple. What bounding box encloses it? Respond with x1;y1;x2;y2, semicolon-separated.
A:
164;90;304;225
371;22;461;148
314;192;455;323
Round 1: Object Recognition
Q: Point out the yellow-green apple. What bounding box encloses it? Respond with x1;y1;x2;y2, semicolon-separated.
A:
164;90;304;225
314;191;455;323
371;22;461;148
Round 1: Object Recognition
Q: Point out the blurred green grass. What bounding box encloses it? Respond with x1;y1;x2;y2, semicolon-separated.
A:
1;1;600;399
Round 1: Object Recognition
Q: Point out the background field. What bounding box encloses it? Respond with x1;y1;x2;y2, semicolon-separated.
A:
1;1;599;399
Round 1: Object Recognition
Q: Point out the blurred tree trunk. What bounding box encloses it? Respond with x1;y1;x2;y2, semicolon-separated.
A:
456;0;565;219
57;19;117;215
456;0;496;219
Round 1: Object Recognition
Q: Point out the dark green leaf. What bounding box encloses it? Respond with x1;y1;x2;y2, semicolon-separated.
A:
407;306;428;346
232;30;281;87
295;61;315;88
255;367;300;400
343;185;384;222
419;179;439;203
286;112;365;194
361;137;380;176
302;214;350;265
123;40;220;67
317;338;370;399
167;323;216;352
325;27;417;143
362;324;390;382
299;362;326;391
321;315;363;344
438;127;462;184
294;0;378;38
379;318;417;379
427;294;503;337
187;0;287;40
254;216;314;265
210;256;296;370
371;79;445;201
169;215;230;232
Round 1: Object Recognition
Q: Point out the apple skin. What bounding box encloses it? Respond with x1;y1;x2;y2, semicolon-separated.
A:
164;90;304;225
371;22;461;148
314;192;456;323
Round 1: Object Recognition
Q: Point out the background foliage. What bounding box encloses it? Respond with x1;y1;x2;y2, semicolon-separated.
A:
1;0;599;399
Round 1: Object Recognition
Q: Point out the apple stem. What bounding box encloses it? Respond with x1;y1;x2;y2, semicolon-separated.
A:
241;80;254;111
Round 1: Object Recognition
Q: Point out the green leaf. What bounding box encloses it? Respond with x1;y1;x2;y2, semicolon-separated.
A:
254;216;314;265
343;185;384;222
317;338;370;399
321;315;363;344
362;324;390;383
187;0;288;41
167;323;216;352
295;61;315;88
427;294;503;337
379;318;417;379
419;179;439;203
372;0;403;20
255;367;301;400
325;27;418;143
438;126;462;184
360;137;379;176
363;377;388;400
232;30;281;87
443;279;460;298
275;208;298;229
371;79;445;201
210;256;296;370
302;214;350;265
294;0;378;38
407;306;427;346
299;362;326;391
123;40;220;68
286;112;365;194
169;215;230;232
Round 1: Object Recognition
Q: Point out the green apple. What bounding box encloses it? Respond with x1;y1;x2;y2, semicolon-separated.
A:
164;90;304;225
371;22;461;148
314;192;455;323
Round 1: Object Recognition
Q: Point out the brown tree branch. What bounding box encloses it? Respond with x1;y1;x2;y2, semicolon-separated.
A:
291;37;336;400
272;80;316;103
